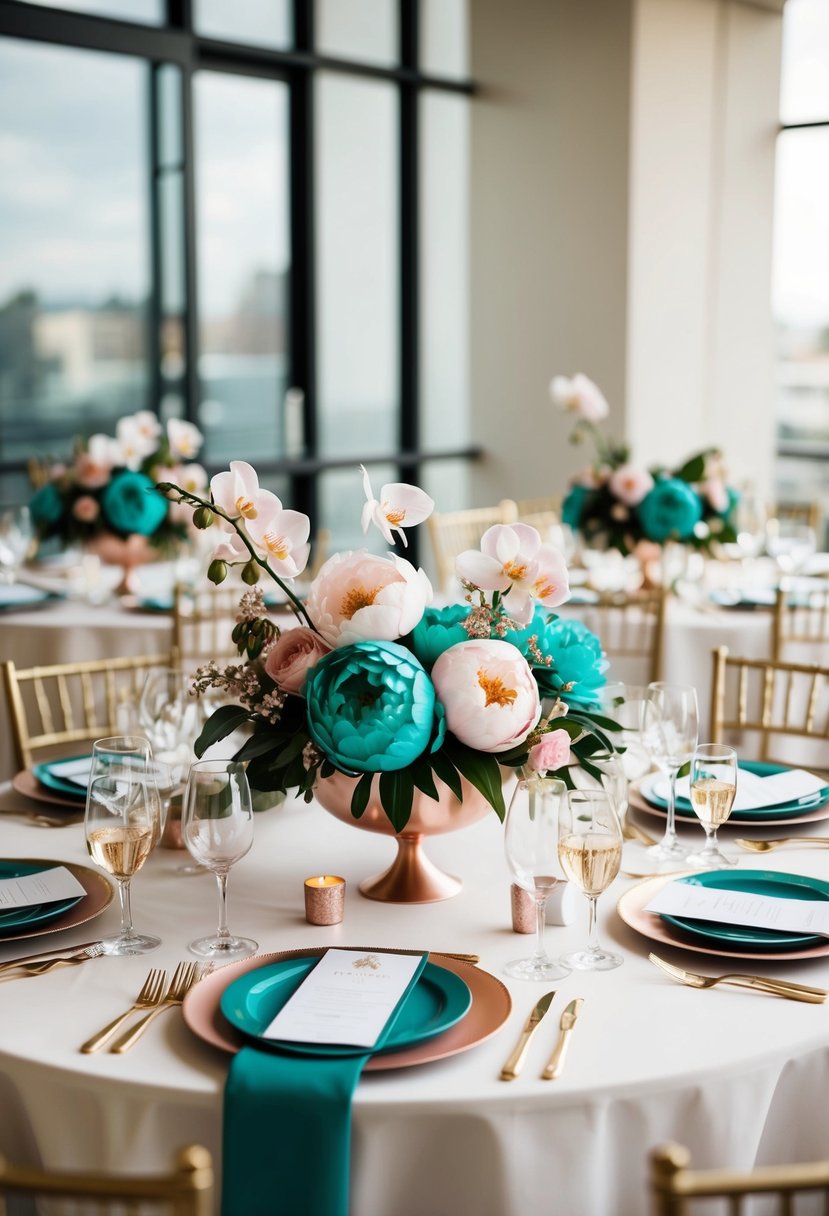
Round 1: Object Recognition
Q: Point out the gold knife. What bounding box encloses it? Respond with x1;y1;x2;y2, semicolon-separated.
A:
541;997;583;1081
499;991;556;1081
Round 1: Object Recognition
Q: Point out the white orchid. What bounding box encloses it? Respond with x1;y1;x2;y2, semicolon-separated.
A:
455;523;570;623
245;506;311;579
116;411;161;468
549;373;609;423
210;461;278;531
359;465;434;548
167;418;203;461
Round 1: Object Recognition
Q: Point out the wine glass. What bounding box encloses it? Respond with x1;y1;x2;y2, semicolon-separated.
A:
503;774;571;981
0;504;33;584
599;683;652;784
766;521;817;576
641;682;699;864
589;748;628;832
181;760;257;961
84;736;162;955
140;667;203;870
558;789;623;971
686;743;738;869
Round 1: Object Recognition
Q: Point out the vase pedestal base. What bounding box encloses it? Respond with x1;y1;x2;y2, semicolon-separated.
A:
359;835;462;903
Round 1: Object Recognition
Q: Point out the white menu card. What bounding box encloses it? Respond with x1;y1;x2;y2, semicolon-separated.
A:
647;882;829;936
262;949;426;1049
651;768;825;812
0;866;86;910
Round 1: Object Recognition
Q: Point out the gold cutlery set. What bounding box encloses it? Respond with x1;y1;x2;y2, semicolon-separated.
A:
648;953;828;1004
0;941;105;977
81;961;213;1054
499;991;584;1082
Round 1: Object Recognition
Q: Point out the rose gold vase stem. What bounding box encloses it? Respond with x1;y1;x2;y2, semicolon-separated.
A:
358;834;462;903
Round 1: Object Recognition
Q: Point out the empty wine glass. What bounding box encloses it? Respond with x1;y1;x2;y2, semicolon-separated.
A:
0;504;33;584
182;760;257;961
558;789;623;971
589;748;628;832
686;743;738;869
766;521;817;576
85;736;161;955
503;774;571;981
641;682;699;864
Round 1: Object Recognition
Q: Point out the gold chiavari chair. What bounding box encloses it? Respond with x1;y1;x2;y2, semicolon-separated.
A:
770;499;823;535
512;495;563;537
579;588;666;684
709;646;829;777
3;652;173;771
172;583;245;667
0;1144;213;1215
772;576;829;662
649;1142;829;1215
426;499;519;595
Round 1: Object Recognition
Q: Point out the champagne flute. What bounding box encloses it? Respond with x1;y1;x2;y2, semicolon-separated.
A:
503;774;571;981
558;789;623;971
182;760;257;961
687;743;738;869
84;736;161;955
641;682;699;864
0;503;33;584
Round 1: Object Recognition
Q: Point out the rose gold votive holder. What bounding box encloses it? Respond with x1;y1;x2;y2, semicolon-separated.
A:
304;875;346;925
511;883;536;934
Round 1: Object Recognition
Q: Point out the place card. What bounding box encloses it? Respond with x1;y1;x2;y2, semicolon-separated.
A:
46;757;92;789
652;767;826;812
262;948;427;1049
0;866;86;910
646;882;829;936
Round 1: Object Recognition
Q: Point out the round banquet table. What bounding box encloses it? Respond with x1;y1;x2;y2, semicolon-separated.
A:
1;787;829;1216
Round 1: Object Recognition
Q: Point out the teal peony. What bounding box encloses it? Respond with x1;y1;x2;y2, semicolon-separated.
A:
720;486;740;519
637;477;702;542
409;604;471;670
305;640;442;773
29;483;63;532
562;484;589;530
100;471;168;536
526;613;608;706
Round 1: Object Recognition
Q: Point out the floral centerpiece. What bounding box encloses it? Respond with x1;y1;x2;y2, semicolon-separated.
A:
552;374;739;556
29;411;206;555
158;461;620;838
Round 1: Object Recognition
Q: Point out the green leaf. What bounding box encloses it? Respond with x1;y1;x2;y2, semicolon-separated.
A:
320;759;336;780
194;705;251;758
430;751;463;802
579;712;623;733
675;453;706;483
350;772;374;820
411;759;439;801
268;733;309;770
442;737;505;820
235;730;284;762
378;769;414;833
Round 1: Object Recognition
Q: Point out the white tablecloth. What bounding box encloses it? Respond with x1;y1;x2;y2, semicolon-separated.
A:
1;786;829;1215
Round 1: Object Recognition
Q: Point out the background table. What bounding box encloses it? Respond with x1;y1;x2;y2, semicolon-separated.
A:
1;786;828;1215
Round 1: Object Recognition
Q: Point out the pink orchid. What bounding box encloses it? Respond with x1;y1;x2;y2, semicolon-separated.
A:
549;373;609;422
455;524;570;624
245;505;311;579
359;465;434;548
305;550;432;646
527;728;572;773
608;464;654;507
210;461;279;530
431;639;540;753
264;626;332;695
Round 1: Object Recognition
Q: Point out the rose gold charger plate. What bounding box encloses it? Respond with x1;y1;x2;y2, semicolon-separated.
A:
617;872;829;962
0;858;113;944
12;770;85;813
183;947;512;1070
628;782;829;830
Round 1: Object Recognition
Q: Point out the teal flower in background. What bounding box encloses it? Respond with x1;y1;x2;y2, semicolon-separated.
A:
526;613;608;706
409;604;471;670
305;640;442;773
100;471;168;536
29;483;63;532
562;484;589;530
720;486;740;519
637;477;702;542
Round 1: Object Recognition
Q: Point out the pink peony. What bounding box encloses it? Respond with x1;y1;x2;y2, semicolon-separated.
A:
304;550;432;647
431;639;540;753
549;373;609;422
265;626;332;695
72;495;100;523
608;464;654;507
527;728;572;773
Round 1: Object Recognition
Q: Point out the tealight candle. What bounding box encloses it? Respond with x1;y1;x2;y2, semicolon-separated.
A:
304;875;346;925
511;882;578;932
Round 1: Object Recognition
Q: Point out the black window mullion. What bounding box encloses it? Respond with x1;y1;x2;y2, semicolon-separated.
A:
147;64;163;419
179;62;201;428
398;0;420;562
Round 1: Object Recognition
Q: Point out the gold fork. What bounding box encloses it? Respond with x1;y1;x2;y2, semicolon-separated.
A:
80;968;167;1054
648;953;827;1003
0;944;105;980
735;836;829;854
109;962;210;1053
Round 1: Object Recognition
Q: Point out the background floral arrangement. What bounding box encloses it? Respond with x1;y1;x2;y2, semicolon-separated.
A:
29;411;206;552
552;374;739;556
160;461;620;831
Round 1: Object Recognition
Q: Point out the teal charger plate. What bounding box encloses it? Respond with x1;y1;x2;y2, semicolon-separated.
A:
0;860;83;934
221;956;472;1057
642;760;829;823
32;759;90;801
660;869;829;951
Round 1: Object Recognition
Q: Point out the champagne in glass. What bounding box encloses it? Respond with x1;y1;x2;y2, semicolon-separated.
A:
687;743;738;869
503;775;571;981
182;760;257;961
558;790;623;971
641;683;699;865
85;736;161;955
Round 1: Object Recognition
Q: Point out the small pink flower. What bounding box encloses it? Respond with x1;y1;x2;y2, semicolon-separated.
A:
549;373;609;422
608;464;654;507
305;550;432;647
431;638;540;753
264;627;332;695
72;495;100;523
527;728;572;773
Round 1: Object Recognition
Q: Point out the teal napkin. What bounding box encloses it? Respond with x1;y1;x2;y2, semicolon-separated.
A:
222;953;428;1216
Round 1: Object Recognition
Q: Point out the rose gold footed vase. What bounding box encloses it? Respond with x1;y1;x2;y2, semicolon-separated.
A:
315;770;511;904
85;532;156;596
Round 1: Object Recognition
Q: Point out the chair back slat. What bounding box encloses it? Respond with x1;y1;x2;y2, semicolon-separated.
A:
650;1142;829;1215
